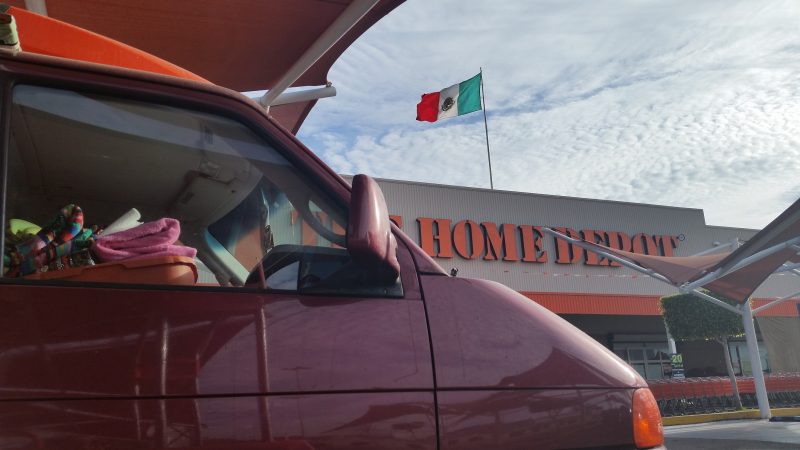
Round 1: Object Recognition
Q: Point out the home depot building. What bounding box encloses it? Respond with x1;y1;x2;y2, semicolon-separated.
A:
363;177;800;380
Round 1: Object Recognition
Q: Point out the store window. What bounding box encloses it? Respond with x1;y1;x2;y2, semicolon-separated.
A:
727;341;770;376
613;341;672;380
3;84;362;292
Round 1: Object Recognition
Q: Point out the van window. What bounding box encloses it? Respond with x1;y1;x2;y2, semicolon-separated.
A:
3;84;370;293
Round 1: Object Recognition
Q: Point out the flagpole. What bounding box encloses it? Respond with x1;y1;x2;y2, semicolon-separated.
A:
479;67;494;190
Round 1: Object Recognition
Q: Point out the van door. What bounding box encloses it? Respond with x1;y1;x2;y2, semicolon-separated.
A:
0;58;435;449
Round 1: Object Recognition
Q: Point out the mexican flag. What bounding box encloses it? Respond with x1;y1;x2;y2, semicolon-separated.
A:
416;73;482;122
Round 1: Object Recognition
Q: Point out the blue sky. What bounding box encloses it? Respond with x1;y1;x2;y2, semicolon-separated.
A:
297;0;800;229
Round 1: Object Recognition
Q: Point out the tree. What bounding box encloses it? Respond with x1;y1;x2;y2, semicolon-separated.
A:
661;292;745;410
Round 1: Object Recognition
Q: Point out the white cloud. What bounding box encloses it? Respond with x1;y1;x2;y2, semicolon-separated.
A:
299;0;800;229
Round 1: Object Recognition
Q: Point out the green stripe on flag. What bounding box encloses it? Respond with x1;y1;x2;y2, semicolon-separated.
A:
457;73;482;115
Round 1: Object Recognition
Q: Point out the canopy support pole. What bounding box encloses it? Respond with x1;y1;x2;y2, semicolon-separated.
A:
710;238;770;418
258;0;380;109
268;84;337;106
752;289;800;315
688;283;771;418
742;301;771;418
681;288;742;315
690;240;735;257
24;0;47;16
776;262;800;273
665;325;677;354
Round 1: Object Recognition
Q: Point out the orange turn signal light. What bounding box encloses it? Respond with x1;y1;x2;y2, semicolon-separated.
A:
632;388;664;449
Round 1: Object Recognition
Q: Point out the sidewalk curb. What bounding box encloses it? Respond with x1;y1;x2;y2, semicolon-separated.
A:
663;408;800;426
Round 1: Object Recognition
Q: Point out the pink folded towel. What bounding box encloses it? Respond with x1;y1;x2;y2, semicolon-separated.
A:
92;218;197;262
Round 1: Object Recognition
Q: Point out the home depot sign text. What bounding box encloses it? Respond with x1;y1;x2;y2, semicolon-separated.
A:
390;216;679;267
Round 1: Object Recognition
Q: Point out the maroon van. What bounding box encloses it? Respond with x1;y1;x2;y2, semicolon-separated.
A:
0;48;664;449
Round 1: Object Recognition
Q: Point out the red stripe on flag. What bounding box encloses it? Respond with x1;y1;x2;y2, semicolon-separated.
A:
416;92;440;122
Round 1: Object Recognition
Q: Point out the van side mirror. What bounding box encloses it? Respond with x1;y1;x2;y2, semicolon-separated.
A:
347;174;401;283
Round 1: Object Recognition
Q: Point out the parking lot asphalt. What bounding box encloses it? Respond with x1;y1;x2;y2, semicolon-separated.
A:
664;419;800;449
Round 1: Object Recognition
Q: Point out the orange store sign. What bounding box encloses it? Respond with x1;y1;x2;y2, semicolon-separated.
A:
390;216;680;267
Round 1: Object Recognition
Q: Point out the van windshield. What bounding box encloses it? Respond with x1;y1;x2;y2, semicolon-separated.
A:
5;85;348;288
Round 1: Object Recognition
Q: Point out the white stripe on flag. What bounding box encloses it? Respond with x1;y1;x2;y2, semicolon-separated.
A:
437;82;460;120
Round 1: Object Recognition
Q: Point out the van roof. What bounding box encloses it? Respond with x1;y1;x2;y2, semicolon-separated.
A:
10;7;207;83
